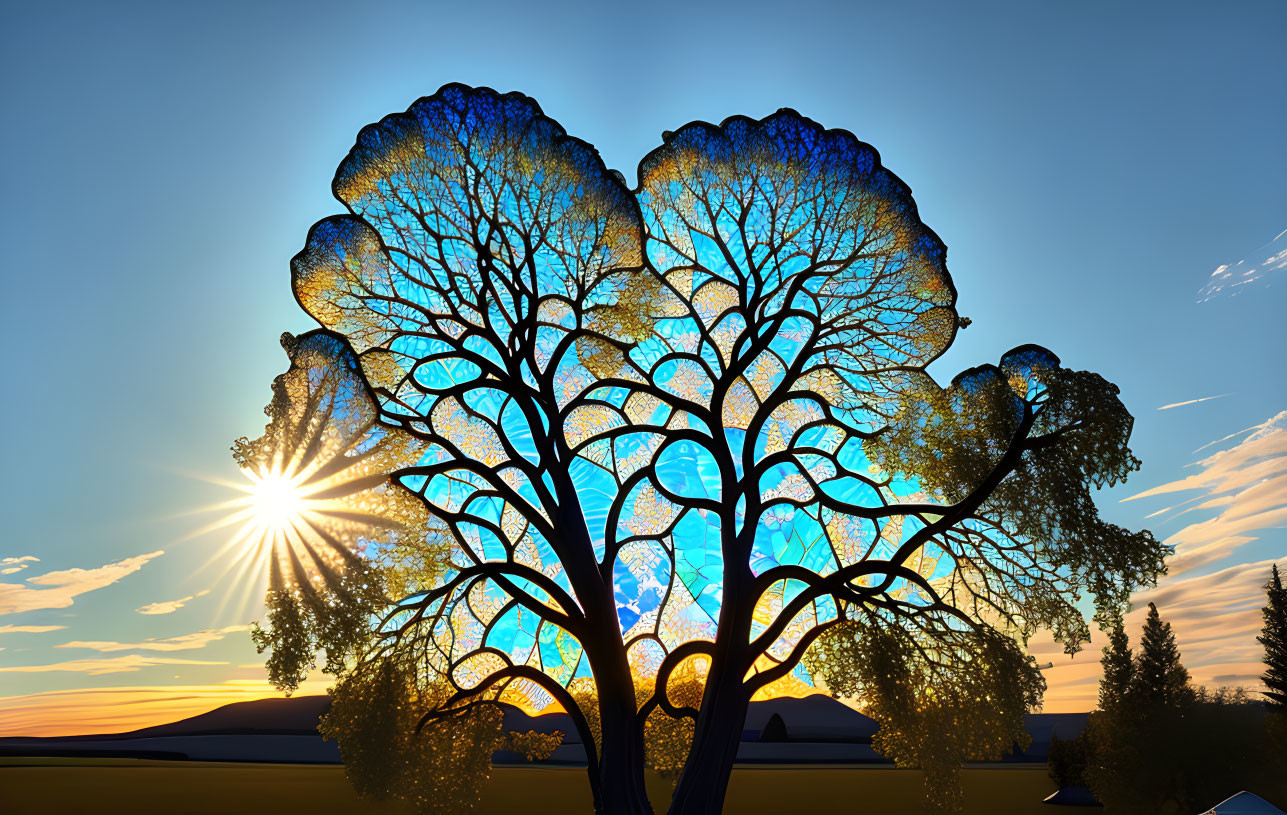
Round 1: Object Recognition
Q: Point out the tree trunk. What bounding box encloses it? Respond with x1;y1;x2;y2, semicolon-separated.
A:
665;650;751;815
584;614;652;815
666;559;754;815
595;681;654;815
545;463;654;814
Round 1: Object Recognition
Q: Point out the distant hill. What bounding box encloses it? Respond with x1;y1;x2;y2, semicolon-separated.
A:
743;695;879;742
2;695;333;742
0;692;1088;764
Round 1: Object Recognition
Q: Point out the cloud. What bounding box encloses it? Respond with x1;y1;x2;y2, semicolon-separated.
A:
135;589;211;616
56;625;249;653
0;655;226;676
1034;558;1280;712
0;556;40;576
0;551;164;615
1122;411;1287;573
1197;229;1287;302
0;624;67;634
1193;423;1261;455
1157;393;1230;411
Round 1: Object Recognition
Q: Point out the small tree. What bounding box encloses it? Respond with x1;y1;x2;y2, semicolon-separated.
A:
1260;563;1287;710
1047;731;1087;789
1099;621;1134;711
1131;602;1193;708
1047;621;1129;795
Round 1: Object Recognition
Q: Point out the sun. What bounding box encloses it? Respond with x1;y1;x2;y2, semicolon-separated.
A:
246;470;307;532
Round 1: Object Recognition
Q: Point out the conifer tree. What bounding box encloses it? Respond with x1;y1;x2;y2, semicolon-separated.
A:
1098;621;1134;711
1259;563;1287;709
1131;603;1192;708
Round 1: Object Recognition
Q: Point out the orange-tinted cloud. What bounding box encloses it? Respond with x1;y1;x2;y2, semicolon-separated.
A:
1123;411;1287;574
55;624;249;653
1036;558;1280;712
0;556;40;576
0;654;227;676
0;551;165;615
0;624;67;634
135;589;211;615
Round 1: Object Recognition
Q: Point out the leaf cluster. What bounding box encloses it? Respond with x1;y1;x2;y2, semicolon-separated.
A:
805;613;1044;812
867;347;1168;647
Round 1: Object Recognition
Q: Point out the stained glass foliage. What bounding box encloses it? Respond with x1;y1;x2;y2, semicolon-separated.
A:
291;86;654;717
627;111;959;690
232;331;445;690
271;86;1164;792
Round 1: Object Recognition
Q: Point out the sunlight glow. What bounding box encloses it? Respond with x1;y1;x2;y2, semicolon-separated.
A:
175;460;337;622
246;471;307;533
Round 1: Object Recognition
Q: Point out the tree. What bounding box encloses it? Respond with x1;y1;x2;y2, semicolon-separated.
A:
1049;618;1130;799
1260;563;1287;709
1099;620;1134;711
1131;602;1193;708
242;84;1167;814
1047;731;1088;790
1083;606;1287;814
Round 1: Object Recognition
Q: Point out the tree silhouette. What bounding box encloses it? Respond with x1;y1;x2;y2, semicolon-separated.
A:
1083;604;1286;812
1261;564;1287;710
241;84;1167;814
1131;602;1193;708
1098;621;1134;712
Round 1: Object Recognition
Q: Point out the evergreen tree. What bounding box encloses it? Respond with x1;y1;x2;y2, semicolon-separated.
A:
1259;563;1287;709
1131;602;1192;707
1099;621;1134;711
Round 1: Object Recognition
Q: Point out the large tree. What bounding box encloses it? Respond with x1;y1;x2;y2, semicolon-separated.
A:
241;84;1166;814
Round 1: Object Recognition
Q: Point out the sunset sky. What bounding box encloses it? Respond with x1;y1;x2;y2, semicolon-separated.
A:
1;1;1283;735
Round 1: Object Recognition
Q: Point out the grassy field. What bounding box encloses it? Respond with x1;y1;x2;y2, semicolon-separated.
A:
0;758;1058;814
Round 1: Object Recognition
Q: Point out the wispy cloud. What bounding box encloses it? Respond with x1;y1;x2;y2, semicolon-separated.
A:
0;624;67;634
0;556;39;576
55;625;249;653
0;551;164;615
1157;393;1230;411
135;589;211;616
1122;411;1287;574
1197;229;1287;302
1194;423;1262;455
0;655;226;676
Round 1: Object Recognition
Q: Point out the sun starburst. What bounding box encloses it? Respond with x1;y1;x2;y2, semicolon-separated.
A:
180;332;431;620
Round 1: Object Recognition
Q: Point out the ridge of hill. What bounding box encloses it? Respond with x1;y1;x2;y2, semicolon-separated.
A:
1;695;333;742
0;692;1089;763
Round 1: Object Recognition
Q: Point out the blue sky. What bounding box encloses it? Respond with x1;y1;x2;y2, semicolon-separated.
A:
1;0;1283;729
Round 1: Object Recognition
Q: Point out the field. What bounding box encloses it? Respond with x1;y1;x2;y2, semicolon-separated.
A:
0;758;1058;814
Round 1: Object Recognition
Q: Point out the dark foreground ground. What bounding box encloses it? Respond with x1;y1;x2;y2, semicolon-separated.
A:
0;758;1057;815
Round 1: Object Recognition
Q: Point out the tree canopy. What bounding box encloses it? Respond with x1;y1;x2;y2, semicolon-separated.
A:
237;84;1166;815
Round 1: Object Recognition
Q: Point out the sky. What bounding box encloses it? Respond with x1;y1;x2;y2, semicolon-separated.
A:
1;0;1283;735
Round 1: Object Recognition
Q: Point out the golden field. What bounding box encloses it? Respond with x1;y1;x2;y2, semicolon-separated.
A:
0;758;1057;814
